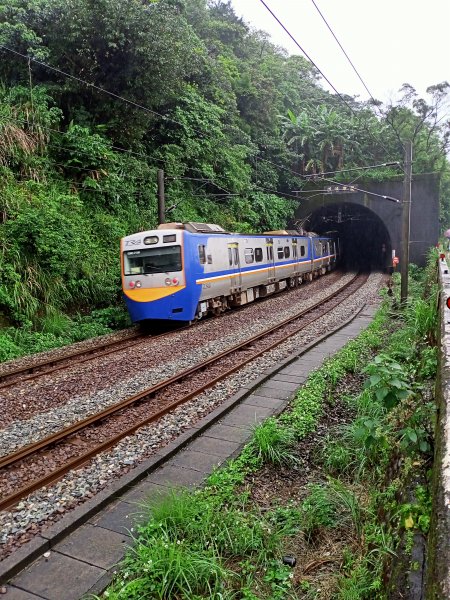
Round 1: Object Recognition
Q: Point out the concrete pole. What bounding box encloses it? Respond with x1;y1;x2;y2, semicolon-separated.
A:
157;169;165;225
400;141;412;305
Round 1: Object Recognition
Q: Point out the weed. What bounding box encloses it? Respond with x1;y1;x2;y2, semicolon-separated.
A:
250;418;298;466
109;537;231;599
300;479;363;543
364;354;412;410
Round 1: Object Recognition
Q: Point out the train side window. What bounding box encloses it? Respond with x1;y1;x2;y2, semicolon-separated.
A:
198;245;206;264
255;247;263;262
277;247;284;259
300;245;306;257
244;248;254;264
207;254;213;264
234;247;239;265
284;246;290;258
228;248;233;266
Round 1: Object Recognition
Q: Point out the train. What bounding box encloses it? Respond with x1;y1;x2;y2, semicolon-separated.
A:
121;222;339;324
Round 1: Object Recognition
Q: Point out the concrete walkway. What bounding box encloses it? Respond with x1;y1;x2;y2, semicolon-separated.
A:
3;304;377;600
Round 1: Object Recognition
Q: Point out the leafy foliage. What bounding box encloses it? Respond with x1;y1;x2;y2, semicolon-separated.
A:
0;0;449;358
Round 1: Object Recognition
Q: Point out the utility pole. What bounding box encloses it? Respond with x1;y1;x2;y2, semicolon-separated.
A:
400;141;412;305
157;169;165;225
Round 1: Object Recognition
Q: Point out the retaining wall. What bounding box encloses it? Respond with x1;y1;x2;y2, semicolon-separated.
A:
426;258;450;597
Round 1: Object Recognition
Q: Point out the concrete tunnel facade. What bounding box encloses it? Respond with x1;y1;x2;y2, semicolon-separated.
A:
291;173;440;269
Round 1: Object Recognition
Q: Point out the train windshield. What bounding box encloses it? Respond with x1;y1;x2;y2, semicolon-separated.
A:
124;246;182;275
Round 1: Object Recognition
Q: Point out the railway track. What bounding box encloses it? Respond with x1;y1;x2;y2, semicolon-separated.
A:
0;330;146;389
0;272;366;512
0;272;342;391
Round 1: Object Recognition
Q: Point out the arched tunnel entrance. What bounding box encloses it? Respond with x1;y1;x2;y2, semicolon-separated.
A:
303;202;392;271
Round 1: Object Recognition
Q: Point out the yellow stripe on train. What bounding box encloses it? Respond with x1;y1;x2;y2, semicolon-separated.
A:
124;286;186;302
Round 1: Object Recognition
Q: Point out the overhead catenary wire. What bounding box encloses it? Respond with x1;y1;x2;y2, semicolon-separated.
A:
309;0;379;105
308;0;410;152
257;0;403;168
293;177;401;203
3;35;401;200
0;44;209;140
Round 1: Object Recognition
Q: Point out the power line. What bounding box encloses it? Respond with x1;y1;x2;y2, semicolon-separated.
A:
0;44;208;139
308;0;408;150
2;40;401;199
257;155;402;182
293;178;401;203
257;0;358;117
257;0;402;167
309;0;378;104
302;161;401;179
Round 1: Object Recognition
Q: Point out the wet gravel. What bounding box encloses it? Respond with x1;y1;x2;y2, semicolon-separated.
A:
0;272;384;560
0;272;346;448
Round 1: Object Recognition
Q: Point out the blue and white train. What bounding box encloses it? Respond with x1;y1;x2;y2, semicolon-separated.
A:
121;222;339;323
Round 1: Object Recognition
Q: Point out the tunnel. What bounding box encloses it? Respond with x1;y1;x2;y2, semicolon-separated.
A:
301;202;392;271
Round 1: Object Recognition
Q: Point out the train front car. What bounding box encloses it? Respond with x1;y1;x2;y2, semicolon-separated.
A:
121;227;198;323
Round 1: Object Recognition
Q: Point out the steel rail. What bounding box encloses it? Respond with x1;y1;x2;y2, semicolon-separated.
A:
0;273;365;511
0;271;343;388
0;331;146;389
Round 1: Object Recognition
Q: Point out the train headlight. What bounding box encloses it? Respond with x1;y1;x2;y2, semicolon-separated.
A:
129;281;135;288
172;278;179;286
135;280;142;288
165;277;172;286
144;236;158;245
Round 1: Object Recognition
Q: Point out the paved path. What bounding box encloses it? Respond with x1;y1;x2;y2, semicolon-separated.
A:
3;304;377;600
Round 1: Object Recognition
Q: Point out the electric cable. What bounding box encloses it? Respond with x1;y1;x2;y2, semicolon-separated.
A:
309;0;378;104
257;0;402;167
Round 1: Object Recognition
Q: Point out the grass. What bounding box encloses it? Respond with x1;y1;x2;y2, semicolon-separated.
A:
250;417;298;466
0;306;131;362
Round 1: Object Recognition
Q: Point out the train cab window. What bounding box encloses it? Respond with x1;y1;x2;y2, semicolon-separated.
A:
124;246;182;275
228;248;233;266
284;247;290;258
300;245;306;257
244;248;254;264
277;247;284;259
198;245;206;264
255;247;263;262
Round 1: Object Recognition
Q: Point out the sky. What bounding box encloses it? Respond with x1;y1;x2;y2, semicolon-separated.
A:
230;0;450;107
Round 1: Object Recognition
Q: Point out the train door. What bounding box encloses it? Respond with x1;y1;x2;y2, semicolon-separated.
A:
227;242;242;292
292;239;299;276
266;237;275;282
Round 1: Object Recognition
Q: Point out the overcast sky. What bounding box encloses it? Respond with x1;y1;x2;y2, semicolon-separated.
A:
230;0;450;108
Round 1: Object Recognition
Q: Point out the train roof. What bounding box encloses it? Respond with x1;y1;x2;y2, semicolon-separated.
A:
133;222;333;239
157;222;230;234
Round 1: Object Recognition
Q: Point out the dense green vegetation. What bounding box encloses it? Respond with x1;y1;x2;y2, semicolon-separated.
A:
1;0;449;359
99;259;438;599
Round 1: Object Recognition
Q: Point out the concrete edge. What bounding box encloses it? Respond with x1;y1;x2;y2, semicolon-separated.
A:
425;259;450;598
0;300;373;584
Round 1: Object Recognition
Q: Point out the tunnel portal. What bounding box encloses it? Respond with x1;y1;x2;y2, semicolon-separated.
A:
306;202;392;271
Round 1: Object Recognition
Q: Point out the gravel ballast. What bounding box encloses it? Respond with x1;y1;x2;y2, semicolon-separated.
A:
0;272;384;560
